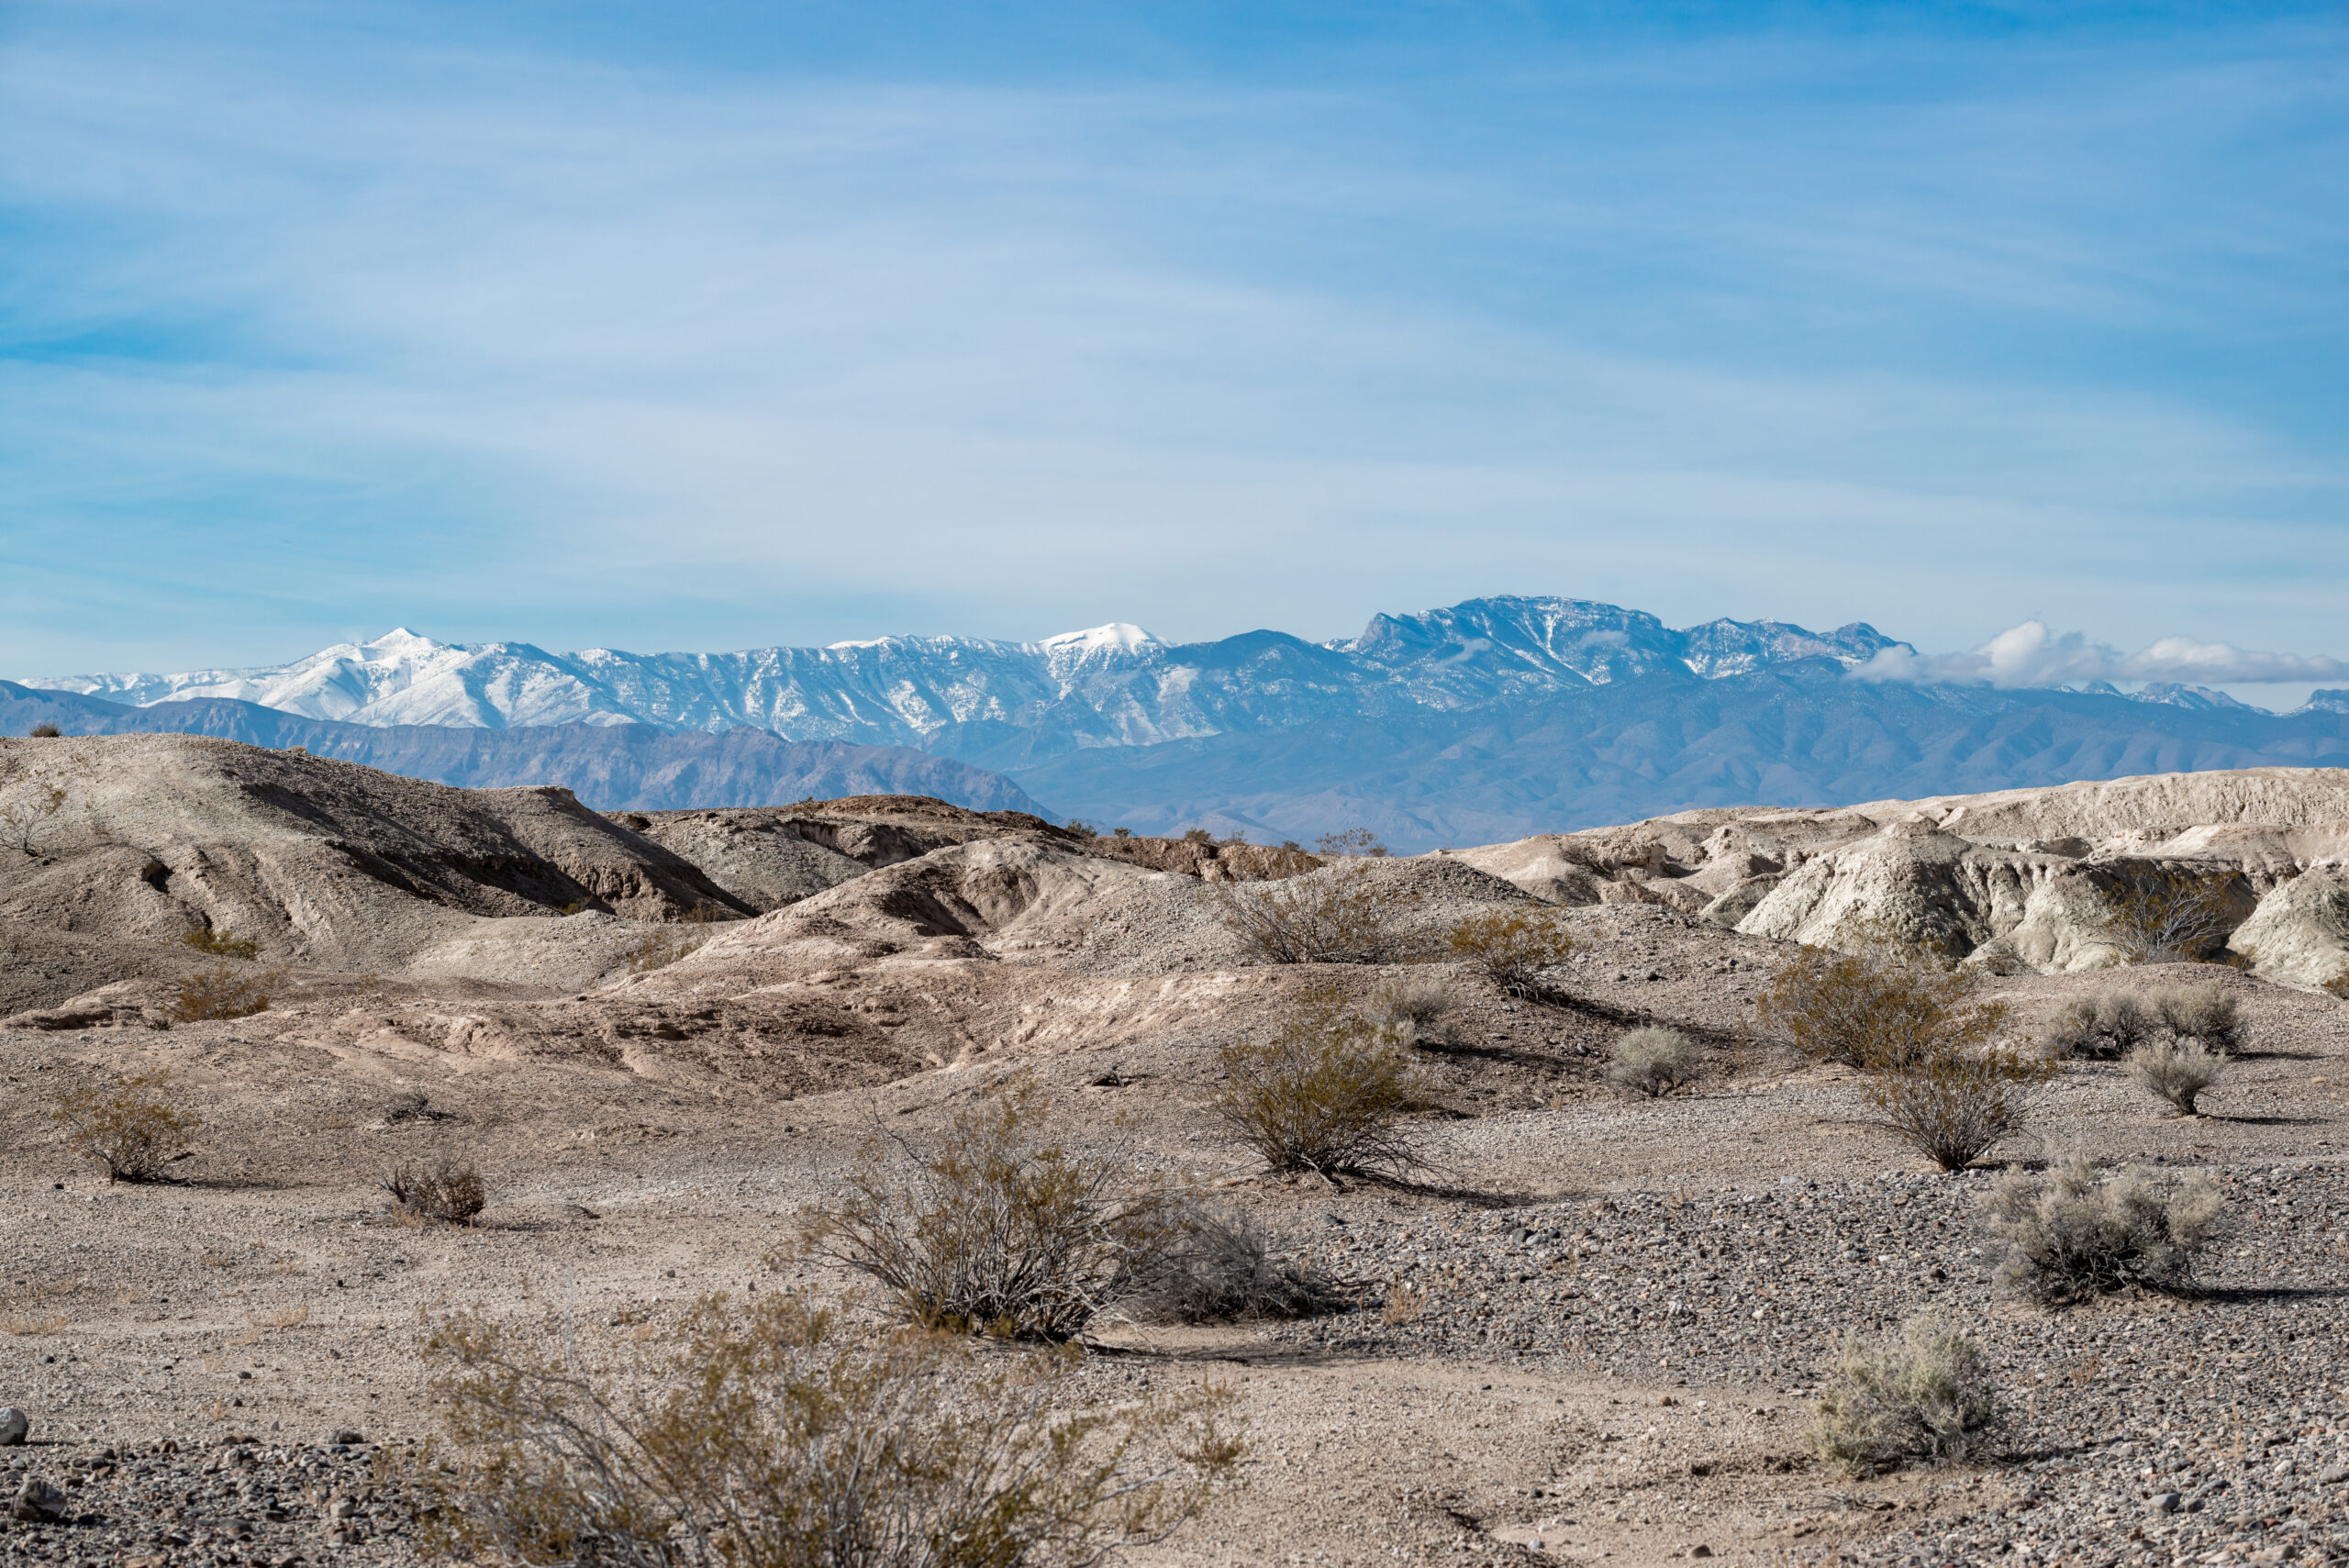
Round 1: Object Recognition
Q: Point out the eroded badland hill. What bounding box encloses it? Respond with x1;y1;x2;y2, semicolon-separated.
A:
0;735;2344;1565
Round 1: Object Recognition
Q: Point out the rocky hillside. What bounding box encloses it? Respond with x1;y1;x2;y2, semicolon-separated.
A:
1453;766;2349;988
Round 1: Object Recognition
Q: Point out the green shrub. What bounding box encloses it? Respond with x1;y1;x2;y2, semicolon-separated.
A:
181;927;262;960
1212;986;1419;1178
1754;947;2008;1071
171;964;284;1022
1445;909;1575;998
1988;1158;2221;1306
1809;1315;1998;1476
803;1078;1174;1340
53;1072;203;1182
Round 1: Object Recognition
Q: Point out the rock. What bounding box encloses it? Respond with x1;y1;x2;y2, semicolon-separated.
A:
2315;1462;2349;1485
2149;1492;2181;1513
0;1408;26;1446
10;1477;67;1523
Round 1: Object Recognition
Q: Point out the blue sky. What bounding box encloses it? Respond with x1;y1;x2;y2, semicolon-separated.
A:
3;2;2343;695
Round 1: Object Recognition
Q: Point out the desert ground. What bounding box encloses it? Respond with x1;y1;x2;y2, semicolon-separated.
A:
0;735;2344;1567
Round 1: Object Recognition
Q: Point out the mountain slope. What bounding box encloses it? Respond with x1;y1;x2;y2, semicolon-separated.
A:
0;684;1046;816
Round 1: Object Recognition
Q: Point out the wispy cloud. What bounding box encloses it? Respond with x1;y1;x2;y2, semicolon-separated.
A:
1854;620;2349;689
1;5;2344;672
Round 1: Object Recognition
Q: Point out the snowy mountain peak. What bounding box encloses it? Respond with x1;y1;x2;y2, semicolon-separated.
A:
1038;622;1157;656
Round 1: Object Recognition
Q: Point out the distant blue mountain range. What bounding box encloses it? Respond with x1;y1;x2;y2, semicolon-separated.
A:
17;596;2349;849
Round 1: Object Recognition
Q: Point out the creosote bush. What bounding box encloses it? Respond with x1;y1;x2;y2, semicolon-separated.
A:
1754;946;2008;1072
2044;993;2154;1060
1445;909;1575;998
2123;1038;2226;1117
1212;985;1419;1179
803;1078;1177;1340
384;1158;488;1225
413;1289;1241;1568
27;723;61;739
1605;1027;1700;1098
53;1071;202;1182
1217;862;1422;965
1809;1315;1998;1476
1364;974;1462;1048
180;927;262;961
171;963;284;1022
2097;869;2243;964
1866;1045;2053;1173
1987;1157;2221;1306
1119;1209;1345;1325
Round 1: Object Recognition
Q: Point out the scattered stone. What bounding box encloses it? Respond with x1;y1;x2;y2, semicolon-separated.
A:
0;1408;25;1446
10;1478;67;1523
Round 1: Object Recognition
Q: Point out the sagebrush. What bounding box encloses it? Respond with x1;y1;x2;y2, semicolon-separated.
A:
1118;1209;1345;1325
1212;985;1419;1179
1605;1027;1700;1098
803;1078;1175;1340
415;1289;1241;1568
384;1158;488;1225
1809;1315;1998;1476
1988;1157;2221;1306
53;1071;201;1182
2152;983;2243;1054
1364;974;1461;1048
2043;993;2154;1060
2123;1037;2226;1116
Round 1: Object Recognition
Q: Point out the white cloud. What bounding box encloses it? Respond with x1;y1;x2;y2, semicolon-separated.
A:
1853;620;2349;689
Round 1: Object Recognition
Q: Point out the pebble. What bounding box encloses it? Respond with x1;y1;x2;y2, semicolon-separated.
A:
0;1408;26;1447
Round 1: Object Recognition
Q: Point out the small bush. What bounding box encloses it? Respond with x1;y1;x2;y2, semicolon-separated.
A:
384;1158;487;1225
1445;909;1575;998
1182;827;1214;844
1755;947;2008;1072
2152;983;2243;1054
1212;987;1419;1179
2043;994;2154;1060
1314;828;1387;858
1605;1027;1700;1098
53;1071;201;1182
1364;974;1461;1047
2097;868;2242;963
1809;1315;1997;1476
181;927;262;960
1218;861;1422;965
171;964;283;1022
416;1289;1240;1568
803;1078;1173;1340
384;1089;434;1124
1988;1157;2221;1306
2324;969;2349;1000
1119;1209;1345;1324
27;723;60;739
1866;1045;2053;1172
2123;1038;2225;1116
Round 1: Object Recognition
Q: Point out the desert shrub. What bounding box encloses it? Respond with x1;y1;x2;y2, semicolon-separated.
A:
384;1088;435;1124
1988;1157;2221;1306
2097;868;2242;963
1217;861;1421;965
2123;1037;2225;1116
1364;974;1461;1047
625;926;709;975
181;927;262;960
27;723;60;739
2152;983;2243;1054
1809;1315;1997;1476
1605;1027;1700;1098
415;1289;1240;1568
1754;947;2008;1072
2043;993;2154;1060
1212;986;1419;1178
53;1071;202;1182
384;1158;488;1225
1119;1209;1345;1325
2326;970;2349;1000
803;1079;1174;1340
1445;909;1575;998
1062;819;1098;838
1181;827;1214;844
1314;828;1388;858
170;963;284;1022
1866;1044;2053;1172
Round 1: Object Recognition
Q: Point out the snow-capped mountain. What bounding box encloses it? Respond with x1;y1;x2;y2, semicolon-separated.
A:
30;596;1908;749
